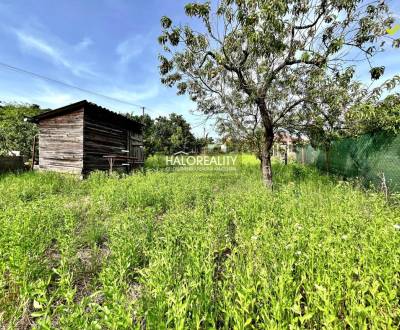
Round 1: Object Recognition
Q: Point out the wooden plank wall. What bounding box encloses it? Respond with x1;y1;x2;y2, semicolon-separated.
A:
38;108;84;174
83;112;129;172
129;132;144;164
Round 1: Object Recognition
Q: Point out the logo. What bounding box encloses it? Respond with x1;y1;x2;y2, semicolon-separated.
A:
165;152;241;172
387;24;400;36
173;151;189;156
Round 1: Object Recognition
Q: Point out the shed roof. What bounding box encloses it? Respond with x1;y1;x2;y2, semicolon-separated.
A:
30;100;143;129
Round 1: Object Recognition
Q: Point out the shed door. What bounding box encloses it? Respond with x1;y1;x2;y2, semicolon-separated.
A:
128;131;144;163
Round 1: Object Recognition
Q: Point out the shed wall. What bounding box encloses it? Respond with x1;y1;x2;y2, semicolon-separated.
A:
83;111;129;172
38;108;84;174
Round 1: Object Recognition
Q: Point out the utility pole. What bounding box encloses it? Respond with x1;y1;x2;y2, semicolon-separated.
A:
141;106;145;117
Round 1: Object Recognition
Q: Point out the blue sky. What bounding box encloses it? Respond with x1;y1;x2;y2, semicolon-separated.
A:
0;0;212;136
0;0;399;137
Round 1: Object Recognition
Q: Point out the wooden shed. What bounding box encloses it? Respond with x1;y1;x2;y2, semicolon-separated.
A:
30;100;144;174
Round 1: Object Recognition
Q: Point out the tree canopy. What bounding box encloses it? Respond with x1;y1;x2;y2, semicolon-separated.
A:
126;112;208;155
158;0;398;187
347;93;400;135
0;103;42;157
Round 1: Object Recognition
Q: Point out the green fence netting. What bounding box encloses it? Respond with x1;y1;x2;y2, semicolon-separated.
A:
296;131;400;192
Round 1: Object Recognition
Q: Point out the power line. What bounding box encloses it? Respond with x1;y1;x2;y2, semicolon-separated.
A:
0;61;212;127
0;61;148;109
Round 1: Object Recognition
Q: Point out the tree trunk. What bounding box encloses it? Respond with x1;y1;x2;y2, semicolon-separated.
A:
261;142;273;189
258;99;274;189
261;122;274;189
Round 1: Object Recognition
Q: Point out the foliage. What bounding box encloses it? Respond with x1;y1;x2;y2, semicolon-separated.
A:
194;135;214;150
277;70;400;170
0;103;42;156
216;103;265;159
0;158;399;328
347;94;400;134
151;113;196;154
285;69;361;170
126;113;208;155
158;0;395;187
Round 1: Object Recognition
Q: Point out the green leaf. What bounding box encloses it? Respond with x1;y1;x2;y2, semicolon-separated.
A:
370;66;385;80
161;16;172;29
31;311;45;318
301;52;310;62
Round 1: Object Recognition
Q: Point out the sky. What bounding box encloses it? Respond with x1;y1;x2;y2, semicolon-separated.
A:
0;0;213;136
0;0;399;138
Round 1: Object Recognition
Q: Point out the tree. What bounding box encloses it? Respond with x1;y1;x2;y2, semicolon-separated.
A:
0;103;42;157
216;104;264;160
194;135;214;153
127;112;198;155
285;67;400;171
283;69;360;170
152;113;196;154
126;113;207;156
158;0;396;188
215;68;311;161
347;93;400;134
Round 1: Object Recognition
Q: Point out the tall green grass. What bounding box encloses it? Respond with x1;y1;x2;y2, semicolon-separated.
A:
0;156;399;329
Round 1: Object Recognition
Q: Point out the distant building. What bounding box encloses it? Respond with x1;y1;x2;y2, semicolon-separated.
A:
273;130;308;160
29;100;144;175
204;143;228;154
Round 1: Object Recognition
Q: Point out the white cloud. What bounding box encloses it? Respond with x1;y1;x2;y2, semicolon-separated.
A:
27;81;83;108
15;30;62;61
116;35;146;64
0;75;80;109
34;92;76;107
13;29;96;77
74;37;93;51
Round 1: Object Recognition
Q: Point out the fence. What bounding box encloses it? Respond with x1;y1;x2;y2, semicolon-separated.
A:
296;131;400;193
0;156;25;172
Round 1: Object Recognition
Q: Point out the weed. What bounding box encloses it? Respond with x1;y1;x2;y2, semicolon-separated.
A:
0;156;399;328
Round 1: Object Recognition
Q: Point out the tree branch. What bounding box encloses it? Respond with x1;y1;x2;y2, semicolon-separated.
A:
273;98;308;125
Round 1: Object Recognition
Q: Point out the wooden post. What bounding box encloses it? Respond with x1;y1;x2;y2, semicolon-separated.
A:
109;158;114;175
284;143;288;165
126;131;130;172
31;135;37;170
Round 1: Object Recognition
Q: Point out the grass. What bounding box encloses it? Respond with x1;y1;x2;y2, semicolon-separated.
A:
0;155;399;329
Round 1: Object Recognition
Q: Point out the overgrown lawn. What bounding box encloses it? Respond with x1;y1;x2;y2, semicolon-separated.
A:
0;156;399;329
